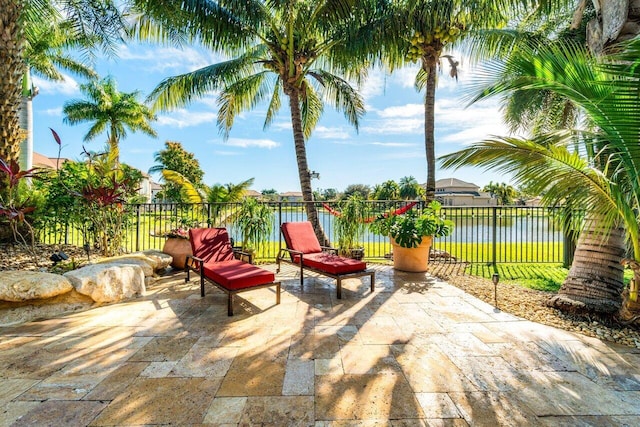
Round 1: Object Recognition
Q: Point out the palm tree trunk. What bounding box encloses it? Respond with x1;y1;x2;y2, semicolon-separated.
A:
548;218;626;315
286;87;329;246
423;59;437;202
0;0;25;174
586;0;640;53
19;69;35;171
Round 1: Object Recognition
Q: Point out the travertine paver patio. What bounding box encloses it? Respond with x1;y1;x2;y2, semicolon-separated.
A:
2;264;640;426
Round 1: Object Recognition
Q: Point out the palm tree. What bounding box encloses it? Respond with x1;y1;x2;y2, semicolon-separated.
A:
379;0;515;201
20;19;97;170
63;76;157;163
0;0;124;187
132;0;378;246
399;176;424;200
440;40;640;316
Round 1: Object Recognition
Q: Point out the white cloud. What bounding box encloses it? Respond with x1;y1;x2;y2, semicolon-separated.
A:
225;138;279;149
33;74;79;95
314;126;350;140
42;107;63;116
376;104;423;118
118;44;220;73
362;118;423;135
370;142;417;147
156;109;217;128
359;68;387;101
389;66;419;88
272;121;292;131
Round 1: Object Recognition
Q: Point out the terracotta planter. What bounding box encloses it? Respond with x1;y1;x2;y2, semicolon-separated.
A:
162;238;192;270
390;236;432;272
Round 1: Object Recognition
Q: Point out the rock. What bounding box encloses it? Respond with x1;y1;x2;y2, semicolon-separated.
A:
141;250;173;271
96;257;155;277
64;264;146;303
0;271;73;302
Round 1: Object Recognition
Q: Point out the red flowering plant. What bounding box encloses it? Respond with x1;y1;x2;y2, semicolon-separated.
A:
0;157;44;263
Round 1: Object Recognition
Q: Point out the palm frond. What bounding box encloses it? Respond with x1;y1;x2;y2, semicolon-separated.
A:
162;170;203;204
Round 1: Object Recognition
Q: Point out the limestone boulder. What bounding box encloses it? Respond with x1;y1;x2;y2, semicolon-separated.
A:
0;271;73;302
64;264;146;303
141;250;173;271
96;257;154;277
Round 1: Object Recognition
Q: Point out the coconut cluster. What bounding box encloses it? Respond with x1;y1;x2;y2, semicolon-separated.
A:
406;26;463;62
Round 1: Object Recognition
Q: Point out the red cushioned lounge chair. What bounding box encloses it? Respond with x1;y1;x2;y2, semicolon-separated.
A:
185;228;280;316
276;221;374;299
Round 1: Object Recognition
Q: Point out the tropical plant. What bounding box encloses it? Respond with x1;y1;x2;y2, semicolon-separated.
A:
399;176;424;200
440;39;640;316
62;76;157;163
371;201;453;248
372;180;400;200
0;0;124;186
132;0;380;246
149;141;205;203
482;181;517;205
0;157;44;259
342;184;371;200
235;197;274;253
334;194;369;258
19;19;98;170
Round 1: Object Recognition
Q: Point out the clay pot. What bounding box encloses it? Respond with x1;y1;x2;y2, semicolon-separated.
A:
162;238;192;270
390;236;432;272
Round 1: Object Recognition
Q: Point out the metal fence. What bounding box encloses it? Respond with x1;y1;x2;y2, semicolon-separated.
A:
38;201;574;265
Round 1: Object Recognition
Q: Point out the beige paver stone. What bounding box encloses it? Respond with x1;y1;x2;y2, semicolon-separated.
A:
516;371;640;416
0;401;40;426
0;379;39;405
538;415;640;426
315;357;344;376
217;356;286;396
415;393;462;419
90;377;221;425
340;343;401;375
14;400;107;426
140;361;177;378
450;391;542;426
129;335;198;362
283;359;314;395
289;332;341;360
82;362;148;400
393;345;477;393
169;346;238;378
203;396;247;424
238;396;314;426
449;355;528;392
422;419;470;427
315;373;424;421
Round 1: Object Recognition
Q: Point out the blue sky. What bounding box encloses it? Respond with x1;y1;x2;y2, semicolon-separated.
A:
31;42;511;193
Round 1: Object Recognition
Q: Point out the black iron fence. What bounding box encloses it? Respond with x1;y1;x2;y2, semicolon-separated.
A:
38;201;575;265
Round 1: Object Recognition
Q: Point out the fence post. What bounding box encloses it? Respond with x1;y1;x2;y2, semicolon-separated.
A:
492;207;497;267
135;205;141;252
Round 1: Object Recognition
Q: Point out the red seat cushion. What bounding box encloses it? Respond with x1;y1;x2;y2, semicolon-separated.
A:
302;252;366;275
203;260;275;291
281;222;322;255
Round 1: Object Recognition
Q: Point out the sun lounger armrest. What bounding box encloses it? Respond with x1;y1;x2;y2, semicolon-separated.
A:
233;248;253;264
278;247;304;263
320;246;338;255
186;254;205;274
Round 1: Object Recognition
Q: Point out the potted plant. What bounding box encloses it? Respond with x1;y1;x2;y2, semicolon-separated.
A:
161;218;196;270
334;194;368;260
234;198;274;261
371;201;454;272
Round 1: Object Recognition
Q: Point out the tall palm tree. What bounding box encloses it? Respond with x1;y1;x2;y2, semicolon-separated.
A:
20;19;97;170
63;76;157;163
440;40;640;315
132;0;379;246
0;0;124;192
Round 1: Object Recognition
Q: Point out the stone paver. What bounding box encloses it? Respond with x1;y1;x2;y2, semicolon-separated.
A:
1;264;640;425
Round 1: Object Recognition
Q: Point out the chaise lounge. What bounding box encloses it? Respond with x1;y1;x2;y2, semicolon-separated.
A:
276;221;375;299
185;227;280;316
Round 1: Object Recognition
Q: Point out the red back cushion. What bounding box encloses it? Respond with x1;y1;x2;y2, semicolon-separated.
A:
188;228;235;263
281;222;322;254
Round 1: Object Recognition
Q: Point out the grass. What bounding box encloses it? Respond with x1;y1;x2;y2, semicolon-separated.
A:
465;263;634;293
